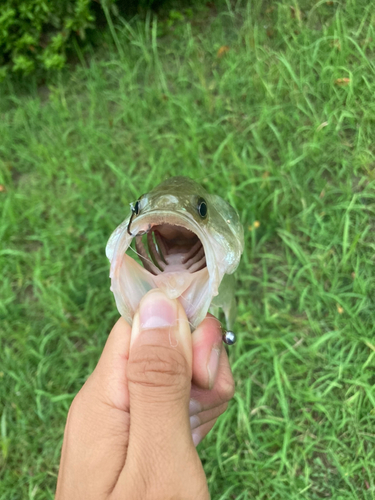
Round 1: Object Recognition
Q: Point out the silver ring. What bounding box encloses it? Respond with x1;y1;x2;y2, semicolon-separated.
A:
222;330;236;345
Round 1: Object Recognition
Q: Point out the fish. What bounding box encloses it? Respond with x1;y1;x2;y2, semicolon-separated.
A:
106;176;244;330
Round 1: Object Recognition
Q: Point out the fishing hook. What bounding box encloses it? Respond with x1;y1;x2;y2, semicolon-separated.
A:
127;209;136;236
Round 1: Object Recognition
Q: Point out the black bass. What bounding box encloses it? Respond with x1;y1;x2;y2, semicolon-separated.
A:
106;177;244;329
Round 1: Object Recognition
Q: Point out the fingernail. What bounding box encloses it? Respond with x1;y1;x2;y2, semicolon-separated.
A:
207;346;221;390
190;415;200;430
192;431;202;447
189;399;202;416
139;289;177;330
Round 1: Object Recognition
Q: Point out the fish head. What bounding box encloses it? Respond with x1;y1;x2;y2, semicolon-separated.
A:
106;176;244;328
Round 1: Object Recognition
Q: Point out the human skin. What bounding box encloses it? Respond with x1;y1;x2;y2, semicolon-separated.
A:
55;289;235;500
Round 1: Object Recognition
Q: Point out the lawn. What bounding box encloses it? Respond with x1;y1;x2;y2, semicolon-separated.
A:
1;0;375;498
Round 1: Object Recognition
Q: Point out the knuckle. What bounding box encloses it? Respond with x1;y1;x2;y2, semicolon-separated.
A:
218;371;235;403
69;386;88;414
219;402;229;415
65;389;87;429
127;345;189;391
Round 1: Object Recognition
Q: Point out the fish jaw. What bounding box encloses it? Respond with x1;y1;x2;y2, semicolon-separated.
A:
106;209;227;328
111;255;210;328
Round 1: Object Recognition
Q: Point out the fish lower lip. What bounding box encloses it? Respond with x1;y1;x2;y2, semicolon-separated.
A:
132;223;206;276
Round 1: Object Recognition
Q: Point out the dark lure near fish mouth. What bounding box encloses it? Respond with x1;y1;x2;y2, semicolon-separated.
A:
132;224;207;276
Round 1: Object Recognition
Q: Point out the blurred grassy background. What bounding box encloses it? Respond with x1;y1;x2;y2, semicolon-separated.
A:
1;1;375;498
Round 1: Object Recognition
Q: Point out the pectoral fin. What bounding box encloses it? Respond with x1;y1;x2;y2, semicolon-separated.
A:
210;273;237;330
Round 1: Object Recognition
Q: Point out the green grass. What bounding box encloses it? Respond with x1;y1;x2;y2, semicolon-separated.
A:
1;0;375;498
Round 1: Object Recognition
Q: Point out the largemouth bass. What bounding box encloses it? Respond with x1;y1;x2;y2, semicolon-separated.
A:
106;176;244;330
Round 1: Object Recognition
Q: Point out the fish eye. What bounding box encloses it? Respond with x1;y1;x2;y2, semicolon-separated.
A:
197;197;207;219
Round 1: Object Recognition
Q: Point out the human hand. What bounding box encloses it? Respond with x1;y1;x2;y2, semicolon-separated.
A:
55;289;235;500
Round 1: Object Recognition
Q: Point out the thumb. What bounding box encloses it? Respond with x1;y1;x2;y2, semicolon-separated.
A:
116;289;209;499
126;288;193;452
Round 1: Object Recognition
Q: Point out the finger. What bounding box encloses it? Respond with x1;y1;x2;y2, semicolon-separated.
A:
192;419;217;447
56;318;132;500
190;402;228;430
115;289;208;498
190;348;235;414
90;316;131;410
192;313;223;390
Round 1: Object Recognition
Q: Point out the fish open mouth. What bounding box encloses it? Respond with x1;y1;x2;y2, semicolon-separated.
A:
107;210;215;327
106;178;244;329
131;223;207;276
